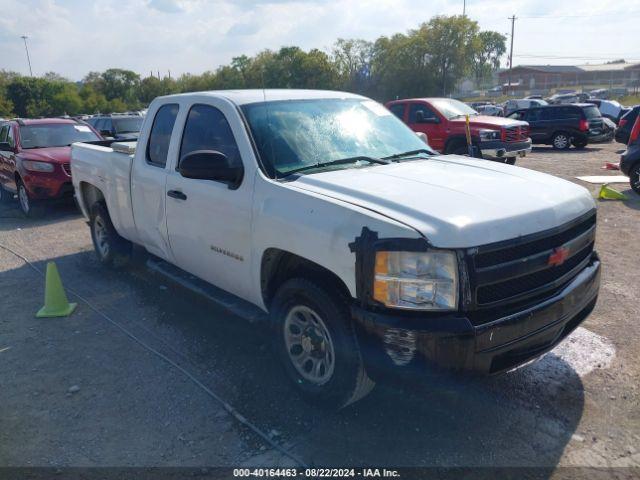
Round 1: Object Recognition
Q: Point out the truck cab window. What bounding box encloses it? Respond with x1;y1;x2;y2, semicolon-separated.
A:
388;104;405;120
146;103;179;167
409;104;437;123
178;104;241;168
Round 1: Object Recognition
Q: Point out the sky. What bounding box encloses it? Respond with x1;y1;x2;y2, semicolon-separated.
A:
0;0;638;81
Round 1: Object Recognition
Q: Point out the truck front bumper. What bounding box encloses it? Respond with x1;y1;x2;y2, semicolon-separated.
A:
479;139;532;160
351;252;600;378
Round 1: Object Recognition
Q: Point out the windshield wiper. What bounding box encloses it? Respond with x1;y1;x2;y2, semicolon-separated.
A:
282;156;390;177
382;149;434;160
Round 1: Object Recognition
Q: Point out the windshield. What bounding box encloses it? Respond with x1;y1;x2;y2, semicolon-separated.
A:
19;124;100;149
113;117;143;134
429;98;478;119
241;98;433;177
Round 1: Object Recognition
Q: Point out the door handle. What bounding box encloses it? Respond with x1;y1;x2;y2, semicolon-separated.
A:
167;190;187;200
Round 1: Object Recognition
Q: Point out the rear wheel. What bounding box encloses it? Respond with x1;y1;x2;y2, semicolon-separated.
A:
90;202;132;267
271;278;374;408
552;132;571;150
630;163;640;195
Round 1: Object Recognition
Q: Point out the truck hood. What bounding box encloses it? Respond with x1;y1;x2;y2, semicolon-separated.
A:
289;156;595;248
18;146;70;163
451;115;527;129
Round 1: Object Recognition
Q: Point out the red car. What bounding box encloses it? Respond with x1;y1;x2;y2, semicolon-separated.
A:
385;98;532;164
0;118;102;216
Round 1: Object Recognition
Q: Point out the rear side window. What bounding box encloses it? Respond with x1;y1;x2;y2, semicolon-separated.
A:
583;106;601;120
540;108;557;120
0;124;8;143
146;104;179;167
178;104;241;169
526;109;541;122
388;103;405;120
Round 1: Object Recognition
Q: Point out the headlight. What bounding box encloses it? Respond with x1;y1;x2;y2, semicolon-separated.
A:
479;129;501;141
373;250;458;310
22;160;55;172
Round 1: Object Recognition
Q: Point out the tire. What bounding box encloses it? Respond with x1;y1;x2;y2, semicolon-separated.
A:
89;202;132;267
630;163;640;195
16;179;41;217
572;138;588;149
551;132;571;150
506;157;517;165
271;278;375;408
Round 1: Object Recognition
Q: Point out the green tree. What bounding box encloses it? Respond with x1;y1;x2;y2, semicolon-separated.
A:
472;31;507;87
423;15;479;95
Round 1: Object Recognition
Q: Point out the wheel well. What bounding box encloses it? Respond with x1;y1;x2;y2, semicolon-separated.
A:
261;249;352;309
444;136;471;153
79;182;105;213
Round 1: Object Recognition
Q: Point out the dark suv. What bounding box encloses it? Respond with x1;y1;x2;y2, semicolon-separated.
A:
85;114;143;140
508;104;604;150
615;106;640;145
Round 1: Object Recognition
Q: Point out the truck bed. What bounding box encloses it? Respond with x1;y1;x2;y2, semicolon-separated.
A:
70;140;138;241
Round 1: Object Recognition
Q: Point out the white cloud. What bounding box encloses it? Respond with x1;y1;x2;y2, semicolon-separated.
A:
0;0;637;80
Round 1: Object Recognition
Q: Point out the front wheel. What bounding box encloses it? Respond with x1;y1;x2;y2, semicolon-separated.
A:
17;180;40;217
630;163;640;195
572;138;588;149
271;278;374;408
90;202;132;267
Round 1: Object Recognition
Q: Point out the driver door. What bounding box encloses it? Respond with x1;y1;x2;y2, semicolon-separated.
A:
408;103;445;151
165;101;253;300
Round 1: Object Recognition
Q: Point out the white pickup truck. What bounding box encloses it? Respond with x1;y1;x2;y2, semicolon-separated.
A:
71;90;601;407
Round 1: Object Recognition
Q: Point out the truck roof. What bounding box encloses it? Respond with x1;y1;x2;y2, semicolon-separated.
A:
158;89;367;106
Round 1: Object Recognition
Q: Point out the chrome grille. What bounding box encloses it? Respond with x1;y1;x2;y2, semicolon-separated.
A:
503;125;529;142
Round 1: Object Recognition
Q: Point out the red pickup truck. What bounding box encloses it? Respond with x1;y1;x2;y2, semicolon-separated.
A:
386;98;532;164
0;118;102;216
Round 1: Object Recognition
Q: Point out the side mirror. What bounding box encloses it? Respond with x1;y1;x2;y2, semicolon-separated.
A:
178;150;244;189
0;142;14;152
416;132;429;145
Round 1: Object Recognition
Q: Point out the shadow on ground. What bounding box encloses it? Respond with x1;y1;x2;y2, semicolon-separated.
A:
0;248;586;470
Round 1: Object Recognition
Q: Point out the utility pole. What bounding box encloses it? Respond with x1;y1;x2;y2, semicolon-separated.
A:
507;15;516;93
21;35;33;77
463;0;466;16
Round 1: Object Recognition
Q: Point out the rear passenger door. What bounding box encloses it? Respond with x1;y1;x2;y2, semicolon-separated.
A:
131;103;180;259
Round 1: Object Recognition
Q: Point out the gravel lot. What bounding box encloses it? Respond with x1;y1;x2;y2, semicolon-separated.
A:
0;141;638;475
